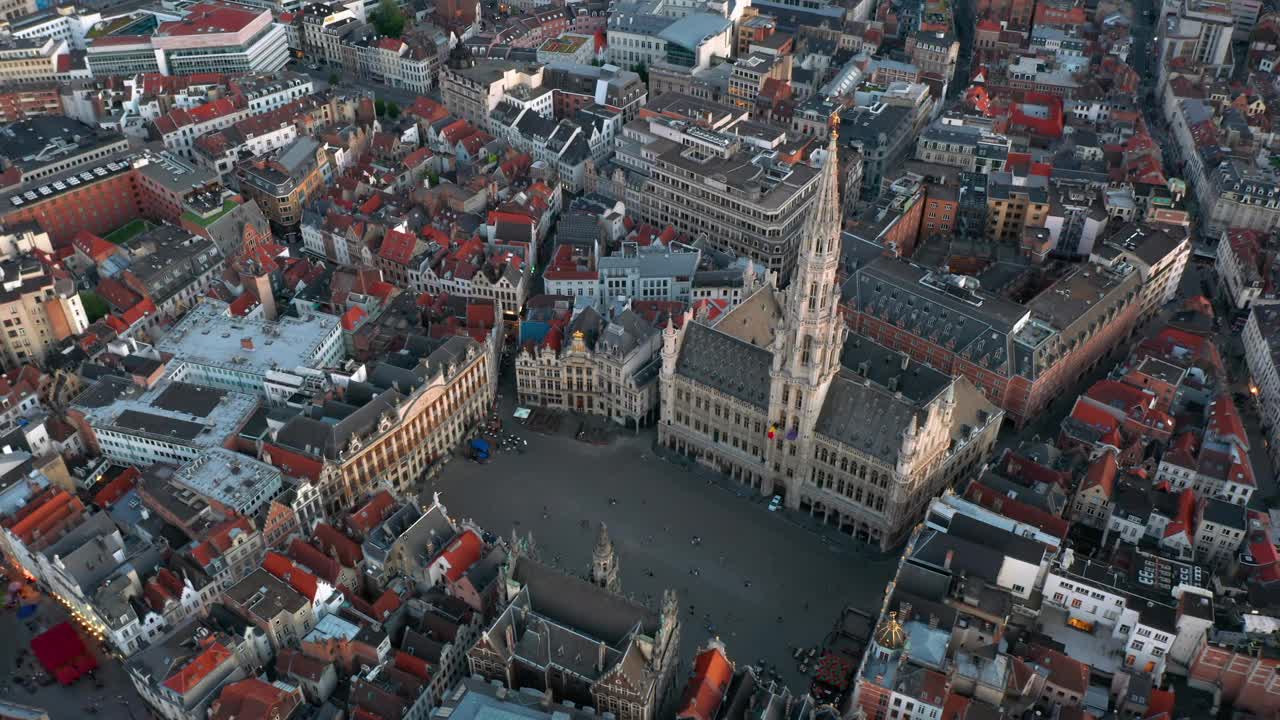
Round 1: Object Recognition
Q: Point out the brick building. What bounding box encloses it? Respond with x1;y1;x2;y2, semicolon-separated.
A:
0;151;215;249
1189;638;1280;716
0;84;60;122
842;256;1145;426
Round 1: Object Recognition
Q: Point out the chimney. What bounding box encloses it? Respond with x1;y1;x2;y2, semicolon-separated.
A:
241;337;254;351
899;601;913;623
929;614;939;629
944;549;954;571
504;623;515;651
597;640;607;672
900;353;909;371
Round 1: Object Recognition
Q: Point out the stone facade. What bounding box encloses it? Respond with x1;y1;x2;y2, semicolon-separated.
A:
658;134;1003;549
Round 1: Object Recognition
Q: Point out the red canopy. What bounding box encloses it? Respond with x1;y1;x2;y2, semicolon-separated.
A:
31;621;95;683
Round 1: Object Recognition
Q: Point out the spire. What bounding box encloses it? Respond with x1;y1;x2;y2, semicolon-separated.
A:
799;126;843;259
594;522;614;556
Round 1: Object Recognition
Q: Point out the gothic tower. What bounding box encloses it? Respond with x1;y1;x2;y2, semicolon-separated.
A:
765;127;848;504
590;522;621;592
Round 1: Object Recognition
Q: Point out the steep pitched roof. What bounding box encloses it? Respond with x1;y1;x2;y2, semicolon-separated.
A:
263;551;321;600
1081;450;1119;497
677;643;733;720
439;529;484;582
163;642;232;695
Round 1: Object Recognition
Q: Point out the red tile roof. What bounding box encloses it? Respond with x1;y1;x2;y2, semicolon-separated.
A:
95;276;143;312
6;490;83;544
1069;398;1121;437
1145;688;1175;720
439;529;484;582
341;306;368;332
262;442;323;481
1082;450;1119;496
74;231;118;263
189;515;254;567
289;538;341;583
1207;394;1248;450
348;491;396;535
211;677;302;720
315;522;364;565
378;230;418;266
158;3;263;36
227;292;259;317
263;551;321;600
1025;644;1088;694
92;467;139;508
676;644;732;720
371;588;401;619
964;481;1069;539
164;642;232;695
394;651;431;681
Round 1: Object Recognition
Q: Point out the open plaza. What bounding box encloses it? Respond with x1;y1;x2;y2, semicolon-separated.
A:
424;405;899;690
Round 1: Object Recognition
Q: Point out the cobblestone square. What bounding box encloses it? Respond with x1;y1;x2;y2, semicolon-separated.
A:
424;415;899;690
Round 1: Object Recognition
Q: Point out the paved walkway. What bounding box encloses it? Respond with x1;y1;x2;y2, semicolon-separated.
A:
424;416;897;690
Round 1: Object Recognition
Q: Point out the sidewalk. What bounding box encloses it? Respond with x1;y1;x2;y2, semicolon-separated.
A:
648;441;889;557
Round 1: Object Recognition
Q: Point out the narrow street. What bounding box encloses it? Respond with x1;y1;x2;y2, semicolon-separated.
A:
293;61;439;110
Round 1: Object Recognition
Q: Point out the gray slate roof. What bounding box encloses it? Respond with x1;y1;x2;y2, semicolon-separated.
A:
814;376;920;464
674;322;772;409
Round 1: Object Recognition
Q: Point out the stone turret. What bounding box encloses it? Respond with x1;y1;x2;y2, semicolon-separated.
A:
590;522;620;592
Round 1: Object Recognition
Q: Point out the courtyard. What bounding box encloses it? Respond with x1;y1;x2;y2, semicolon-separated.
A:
424;408;899;691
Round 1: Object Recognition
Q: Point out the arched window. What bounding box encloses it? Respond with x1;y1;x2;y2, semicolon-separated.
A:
801;336;813;366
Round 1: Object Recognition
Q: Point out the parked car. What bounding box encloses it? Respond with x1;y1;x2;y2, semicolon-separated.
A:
768;495;782;512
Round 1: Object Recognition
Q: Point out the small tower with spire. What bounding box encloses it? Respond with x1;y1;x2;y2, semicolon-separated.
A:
590;522;621;592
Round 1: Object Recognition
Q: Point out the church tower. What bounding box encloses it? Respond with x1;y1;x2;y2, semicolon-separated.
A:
590;522;621;592
765;127;848;503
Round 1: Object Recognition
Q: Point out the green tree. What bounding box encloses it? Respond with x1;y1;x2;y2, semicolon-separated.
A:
375;98;386;116
79;291;109;323
630;62;648;83
327;71;340;85
386;100;400;118
372;0;406;38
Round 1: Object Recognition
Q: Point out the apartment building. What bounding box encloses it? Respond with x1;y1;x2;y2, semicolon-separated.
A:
1243;305;1280;470
1091;222;1191;321
441;61;543;129
0;0;34;22
727;52;790;111
986;171;1050;244
225;568;316;650
839;103;916;201
915;117;1009;173
1159;0;1235;78
235;137;329;233
1042;550;1212;681
0;254;88;368
542;62;647;121
0;35;71;85
639;118;822;280
906;30;959;85
1216;228;1275;309
0;83;61;122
